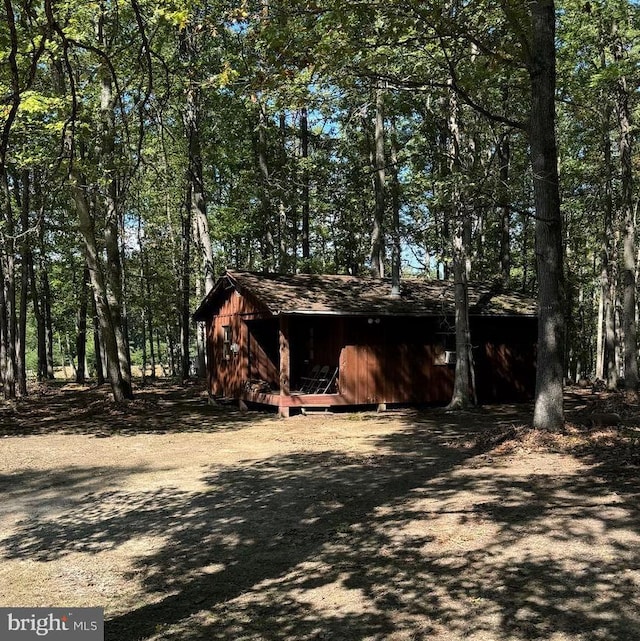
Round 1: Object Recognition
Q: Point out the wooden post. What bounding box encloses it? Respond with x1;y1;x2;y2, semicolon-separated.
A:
279;315;290;418
207;321;214;395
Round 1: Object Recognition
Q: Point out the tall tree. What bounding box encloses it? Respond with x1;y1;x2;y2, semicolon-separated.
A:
527;0;565;429
446;77;474;410
98;14;133;398
612;9;639;391
181;10;215;378
1;0;24;398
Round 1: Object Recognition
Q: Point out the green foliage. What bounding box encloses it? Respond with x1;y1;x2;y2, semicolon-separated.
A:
3;0;640;385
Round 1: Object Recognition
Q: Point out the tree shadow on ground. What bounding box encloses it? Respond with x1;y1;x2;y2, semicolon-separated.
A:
3;398;638;641
0;381;274;436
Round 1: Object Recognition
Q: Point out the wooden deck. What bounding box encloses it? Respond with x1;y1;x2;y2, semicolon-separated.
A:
239;389;353;416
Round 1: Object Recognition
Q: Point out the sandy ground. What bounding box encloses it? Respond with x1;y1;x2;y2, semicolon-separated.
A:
0;382;639;640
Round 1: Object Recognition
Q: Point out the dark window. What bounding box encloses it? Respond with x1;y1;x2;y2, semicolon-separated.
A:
222;325;232;360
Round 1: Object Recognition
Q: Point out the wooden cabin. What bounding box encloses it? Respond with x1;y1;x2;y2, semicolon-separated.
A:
193;270;537;416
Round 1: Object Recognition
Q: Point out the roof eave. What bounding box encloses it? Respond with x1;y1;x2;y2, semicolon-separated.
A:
192;272;236;321
279;309;537;318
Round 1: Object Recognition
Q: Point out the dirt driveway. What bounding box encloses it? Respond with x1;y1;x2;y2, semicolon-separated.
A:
0;382;639;640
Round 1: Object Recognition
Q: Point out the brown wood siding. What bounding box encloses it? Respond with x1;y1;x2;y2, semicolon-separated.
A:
206;319;216;393
208;289;272;397
211;314;245;397
339;343;454;404
336;316;535;405
337;317;456;404
204;295;536;405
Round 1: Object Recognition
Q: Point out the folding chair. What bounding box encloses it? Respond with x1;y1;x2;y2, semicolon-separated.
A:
309;365;331;393
318;366;338;394
299;364;321;393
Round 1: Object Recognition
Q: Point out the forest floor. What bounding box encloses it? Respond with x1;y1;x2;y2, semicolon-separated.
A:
0;381;639;641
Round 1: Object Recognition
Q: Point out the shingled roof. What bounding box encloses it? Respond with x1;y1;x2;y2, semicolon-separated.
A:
193;270;537;321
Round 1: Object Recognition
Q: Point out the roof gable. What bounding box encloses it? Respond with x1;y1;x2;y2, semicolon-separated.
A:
193;270;537;321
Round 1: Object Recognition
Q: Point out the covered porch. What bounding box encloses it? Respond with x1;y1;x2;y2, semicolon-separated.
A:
243;314;345;417
238;313;456;416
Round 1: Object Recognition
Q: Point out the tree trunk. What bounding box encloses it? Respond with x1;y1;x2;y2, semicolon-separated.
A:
75;266;89;384
0;168;17;399
184;79;214;293
277;113;288;272
497;132;511;285
27;248;45;381
390;115;402;297
99;54;133;397
144;249;156;379
59;334;68;380
71;167;130;402
43;270;54;379
301;106;310;269
614;51;638;390
167;325;176;377
195;271;206;377
600;101;618;388
180;188;192;380
17;169;30;396
436;115;451;280
148;312;156;379
137;219;147;383
529;0;565;430
183;73;214;378
595;278;605;381
605;272;618;388
370;84;386;278
65;332;77;378
448;243;474;410
28;177;48;381
0;0;19;398
157;332;164;377
91;290;105;385
255;102;275;270
141;301;147;384
446;78;474;410
0;256;8;396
